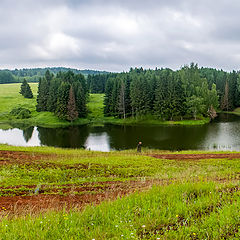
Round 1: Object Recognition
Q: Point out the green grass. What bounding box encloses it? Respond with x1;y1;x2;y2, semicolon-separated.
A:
225;107;240;116
1;182;237;240
0;145;239;239
0;83;88;128
107;115;210;126
0;83;38;114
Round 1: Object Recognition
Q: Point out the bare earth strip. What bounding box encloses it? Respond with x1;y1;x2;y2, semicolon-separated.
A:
0;180;170;216
150;153;240;160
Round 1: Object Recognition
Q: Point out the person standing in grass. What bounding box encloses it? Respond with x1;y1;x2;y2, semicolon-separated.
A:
137;141;142;152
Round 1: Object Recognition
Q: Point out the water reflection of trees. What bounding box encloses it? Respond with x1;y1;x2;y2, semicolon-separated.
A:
104;124;210;151
23;126;34;142
37;126;89;148
37;123;214;151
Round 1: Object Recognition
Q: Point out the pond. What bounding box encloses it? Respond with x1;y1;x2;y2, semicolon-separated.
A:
0;113;240;151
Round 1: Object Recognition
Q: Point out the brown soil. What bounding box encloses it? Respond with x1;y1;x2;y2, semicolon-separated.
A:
0;150;53;165
150;153;240;160
0;179;167;216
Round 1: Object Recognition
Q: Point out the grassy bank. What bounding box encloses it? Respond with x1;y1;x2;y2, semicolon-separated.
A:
225;107;240;116
0;145;239;239
0;84;210;128
106;115;210;126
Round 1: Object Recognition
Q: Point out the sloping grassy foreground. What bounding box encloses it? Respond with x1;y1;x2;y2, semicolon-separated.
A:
0;182;239;240
0;145;239;239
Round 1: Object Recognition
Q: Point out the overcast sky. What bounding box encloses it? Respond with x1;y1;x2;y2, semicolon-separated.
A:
1;0;240;72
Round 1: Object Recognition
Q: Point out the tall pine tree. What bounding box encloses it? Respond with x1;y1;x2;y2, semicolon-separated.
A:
67;85;78;122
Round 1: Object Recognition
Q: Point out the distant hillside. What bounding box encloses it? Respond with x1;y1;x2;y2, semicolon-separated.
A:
0;67;110;83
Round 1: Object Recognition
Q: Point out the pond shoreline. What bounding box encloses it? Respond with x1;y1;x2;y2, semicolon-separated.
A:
0;113;239;151
0;116;211;130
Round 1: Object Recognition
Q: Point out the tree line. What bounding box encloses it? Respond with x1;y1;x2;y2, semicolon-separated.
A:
103;63;240;120
87;73;117;93
36;70;88;121
25;63;240;122
0;68;109;84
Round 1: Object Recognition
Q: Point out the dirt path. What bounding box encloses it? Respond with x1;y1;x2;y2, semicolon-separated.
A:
150;153;240;160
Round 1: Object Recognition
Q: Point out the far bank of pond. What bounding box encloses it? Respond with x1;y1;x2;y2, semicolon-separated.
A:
0;113;239;152
0;112;211;129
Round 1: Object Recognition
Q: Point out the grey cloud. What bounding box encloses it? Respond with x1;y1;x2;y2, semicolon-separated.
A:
1;0;240;71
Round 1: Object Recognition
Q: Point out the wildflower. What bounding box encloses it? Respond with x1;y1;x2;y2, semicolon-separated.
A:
40;221;43;224
157;238;160;240
115;225;118;227
176;215;179;218
193;233;196;236
130;233;134;235
142;225;146;228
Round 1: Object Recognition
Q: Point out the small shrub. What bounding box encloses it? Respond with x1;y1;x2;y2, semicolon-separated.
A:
10;107;31;119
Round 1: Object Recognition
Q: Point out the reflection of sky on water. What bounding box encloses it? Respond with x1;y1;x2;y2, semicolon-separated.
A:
0;127;41;146
201;122;240;151
84;132;110;152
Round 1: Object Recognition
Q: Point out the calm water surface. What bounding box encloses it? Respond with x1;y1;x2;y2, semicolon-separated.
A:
1;113;240;151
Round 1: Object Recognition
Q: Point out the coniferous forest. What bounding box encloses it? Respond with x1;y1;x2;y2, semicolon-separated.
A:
35;63;240;122
102;64;240;120
36;70;88;121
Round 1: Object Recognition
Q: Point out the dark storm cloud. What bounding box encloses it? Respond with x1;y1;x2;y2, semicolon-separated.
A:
1;0;240;71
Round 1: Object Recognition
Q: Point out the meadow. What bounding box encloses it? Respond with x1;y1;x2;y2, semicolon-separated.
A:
0;83;88;128
0;145;239;239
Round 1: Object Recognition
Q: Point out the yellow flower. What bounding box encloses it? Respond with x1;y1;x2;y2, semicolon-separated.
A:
176;215;179;218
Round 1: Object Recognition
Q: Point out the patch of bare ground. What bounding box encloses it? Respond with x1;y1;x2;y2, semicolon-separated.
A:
150;153;240;160
0;179;169;216
0;150;55;165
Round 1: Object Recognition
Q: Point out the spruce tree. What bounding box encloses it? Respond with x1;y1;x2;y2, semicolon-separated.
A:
19;79;27;96
47;79;61;112
67;85;78;122
55;82;70;119
124;75;132;117
104;79;114;116
221;80;229;111
36;77;50;111
130;75;151;117
19;79;33;98
74;81;87;118
24;82;33;98
118;80;126;119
